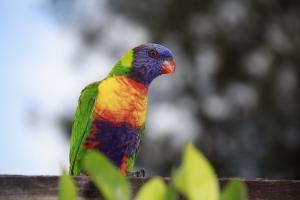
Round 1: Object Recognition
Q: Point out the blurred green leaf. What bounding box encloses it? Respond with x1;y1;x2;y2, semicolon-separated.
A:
135;177;167;200
165;182;179;200
221;179;248;200
82;150;131;200
173;143;220;200
58;171;77;200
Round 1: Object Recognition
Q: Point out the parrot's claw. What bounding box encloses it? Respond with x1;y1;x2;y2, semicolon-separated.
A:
126;169;146;177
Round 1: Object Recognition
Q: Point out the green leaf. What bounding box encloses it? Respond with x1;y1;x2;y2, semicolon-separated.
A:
82;150;131;200
173;143;220;200
135;177;167;200
165;182;179;200
221;179;248;200
58;171;77;200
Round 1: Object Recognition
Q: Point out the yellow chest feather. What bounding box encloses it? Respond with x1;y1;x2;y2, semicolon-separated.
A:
93;76;148;128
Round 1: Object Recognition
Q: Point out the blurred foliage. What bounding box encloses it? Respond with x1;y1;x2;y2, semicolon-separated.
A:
221;179;248;200
49;0;300;178
173;143;220;200
58;171;77;200
135;178;168;200
82;151;131;200
59;143;248;200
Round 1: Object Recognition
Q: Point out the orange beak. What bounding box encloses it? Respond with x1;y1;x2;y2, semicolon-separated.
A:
161;59;176;74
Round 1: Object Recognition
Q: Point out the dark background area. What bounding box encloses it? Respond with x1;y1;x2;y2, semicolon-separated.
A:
48;0;300;179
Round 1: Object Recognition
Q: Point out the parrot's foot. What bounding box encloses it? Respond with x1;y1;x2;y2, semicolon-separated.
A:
126;169;146;177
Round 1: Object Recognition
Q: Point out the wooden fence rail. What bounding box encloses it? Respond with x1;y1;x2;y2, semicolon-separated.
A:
0;175;299;200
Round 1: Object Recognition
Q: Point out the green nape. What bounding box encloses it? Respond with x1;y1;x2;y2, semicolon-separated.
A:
109;49;134;77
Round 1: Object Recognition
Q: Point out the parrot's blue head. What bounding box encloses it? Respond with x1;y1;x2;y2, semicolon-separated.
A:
131;43;176;85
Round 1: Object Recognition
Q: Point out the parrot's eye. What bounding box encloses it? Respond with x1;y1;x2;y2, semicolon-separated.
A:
148;50;158;58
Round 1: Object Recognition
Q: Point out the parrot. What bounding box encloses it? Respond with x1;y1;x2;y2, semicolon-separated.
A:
69;43;176;176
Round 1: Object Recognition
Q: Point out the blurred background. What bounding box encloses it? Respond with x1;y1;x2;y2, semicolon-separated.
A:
1;0;299;179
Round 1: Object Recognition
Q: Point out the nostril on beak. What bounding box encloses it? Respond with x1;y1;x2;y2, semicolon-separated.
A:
161;59;176;74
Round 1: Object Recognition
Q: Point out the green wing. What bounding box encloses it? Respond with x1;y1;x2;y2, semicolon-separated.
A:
69;81;99;175
127;123;146;172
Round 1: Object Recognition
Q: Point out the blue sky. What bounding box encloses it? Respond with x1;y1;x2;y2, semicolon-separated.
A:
0;0;75;174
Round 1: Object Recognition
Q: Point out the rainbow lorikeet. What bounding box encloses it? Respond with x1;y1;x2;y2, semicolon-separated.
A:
69;43;176;176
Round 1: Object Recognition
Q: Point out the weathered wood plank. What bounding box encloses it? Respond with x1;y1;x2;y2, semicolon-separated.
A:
0;175;299;200
220;178;300;200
